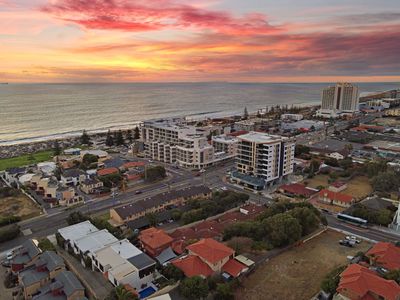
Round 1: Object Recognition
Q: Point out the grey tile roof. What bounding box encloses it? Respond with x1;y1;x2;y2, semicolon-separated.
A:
62;168;84;178
12;239;41;265
155;247;177;265
20;266;49;286
34;251;65;272
127;253;156;270
114;185;211;220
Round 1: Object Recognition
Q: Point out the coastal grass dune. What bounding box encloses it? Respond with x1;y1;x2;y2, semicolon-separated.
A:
0;150;53;171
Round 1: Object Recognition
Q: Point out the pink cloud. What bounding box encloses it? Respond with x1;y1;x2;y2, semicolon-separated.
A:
40;0;278;34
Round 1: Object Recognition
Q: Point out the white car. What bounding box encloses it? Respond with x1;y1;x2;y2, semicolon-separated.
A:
199;169;206;173
220;186;228;191
6;251;13;260
346;236;361;243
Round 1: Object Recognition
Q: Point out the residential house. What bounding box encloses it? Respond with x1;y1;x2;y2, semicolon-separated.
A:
19;251;65;299
60;169;86;186
3;167;26;187
11;239;42;273
278;183;318;198
57;221;99;251
32;270;85;300
80;177;104;194
172;238;247;279
318;189;354;208
110;185;211;225
92;239;156;291
336;264;400;300
366;242;400;271
328;181;348;193
56;186;83;207
138;227;174;258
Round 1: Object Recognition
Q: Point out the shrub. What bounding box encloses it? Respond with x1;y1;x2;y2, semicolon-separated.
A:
0;224;20;243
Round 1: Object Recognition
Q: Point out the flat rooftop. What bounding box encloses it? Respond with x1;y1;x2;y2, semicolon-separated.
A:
58;221;99;242
238;131;286;143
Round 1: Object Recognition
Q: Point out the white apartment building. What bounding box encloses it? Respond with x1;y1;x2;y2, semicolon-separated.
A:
316;83;359;118
233;132;294;189
211;135;239;156
141;118;232;169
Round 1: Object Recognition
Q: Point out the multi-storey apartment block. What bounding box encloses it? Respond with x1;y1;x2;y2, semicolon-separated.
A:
232;132;295;190
141;118;232;169
316;83;359;118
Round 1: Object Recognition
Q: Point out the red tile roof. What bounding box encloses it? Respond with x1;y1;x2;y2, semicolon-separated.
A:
330;181;347;188
186;238;234;265
170;227;197;241
139;227;173;250
172;255;213;278
337;264;400;300
366;242;400;270
319;189;353;203
97;167;119;176
123;161;145;169
221;259;247;277
279;183;318;197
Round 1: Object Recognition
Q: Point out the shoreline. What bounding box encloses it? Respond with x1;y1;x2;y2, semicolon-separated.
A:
0;103;319;160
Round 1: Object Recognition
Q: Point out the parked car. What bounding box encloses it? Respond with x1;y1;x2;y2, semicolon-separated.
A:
339;240;353;247
1;260;11;268
135;190;142;195
346;236;361;243
220;186;228;191
6;251;13;261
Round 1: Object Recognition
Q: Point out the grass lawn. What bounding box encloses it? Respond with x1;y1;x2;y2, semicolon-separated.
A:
0;192;42;220
346;176;373;200
235;230;372;300
303;174;329;189
0;150;53;171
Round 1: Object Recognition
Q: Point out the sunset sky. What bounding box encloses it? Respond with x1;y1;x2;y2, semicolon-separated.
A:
1;0;400;82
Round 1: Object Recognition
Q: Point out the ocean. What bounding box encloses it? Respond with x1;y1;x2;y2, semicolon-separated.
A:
0;82;398;146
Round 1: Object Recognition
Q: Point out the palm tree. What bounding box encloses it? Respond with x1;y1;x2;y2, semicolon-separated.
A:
115;285;137;300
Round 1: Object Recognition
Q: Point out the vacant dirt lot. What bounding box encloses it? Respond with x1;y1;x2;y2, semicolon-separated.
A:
0;193;41;220
346;176;373;200
235;230;372;300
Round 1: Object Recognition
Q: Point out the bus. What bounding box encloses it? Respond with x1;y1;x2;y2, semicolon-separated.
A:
337;213;368;227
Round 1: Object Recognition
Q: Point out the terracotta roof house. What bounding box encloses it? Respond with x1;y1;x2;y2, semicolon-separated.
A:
138;227;174;257
172;238;247;279
336;264;400;300
97;167;119;177
278;183;318;198
366;242;400;271
318;189;354;208
328;181;348;193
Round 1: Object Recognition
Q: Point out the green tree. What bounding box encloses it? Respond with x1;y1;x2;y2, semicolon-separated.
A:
339;157;353;170
145;213;158;227
215;283;234;300
161;264;184;281
384;269;400;284
321;265;346;294
115;130;125;146
372;171;400;192
262;213;302;247
80;153;98;170
80;130;91;145
243;107;249;119
53;140;61;156
0;224;20;243
295;144;310;157
289;207;320;236
133;126;140;140
180;276;209;299
38;238;56;252
144;166;166;182
106;285;138;300
105;130;114;147
125;130;133;143
66;211;89;225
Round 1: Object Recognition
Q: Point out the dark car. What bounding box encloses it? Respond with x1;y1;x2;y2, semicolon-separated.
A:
135;190;142;195
339;240;353;247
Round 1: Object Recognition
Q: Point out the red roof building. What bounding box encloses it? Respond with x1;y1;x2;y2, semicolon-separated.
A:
187;238;234;266
123;161;146;169
97;167;119;176
337;264;400;300
278;183;318;198
172;255;213;278
227;130;248;137
366;242;400;271
221;258;248;277
318;189;354;208
172;238;247;279
138;227;174;257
